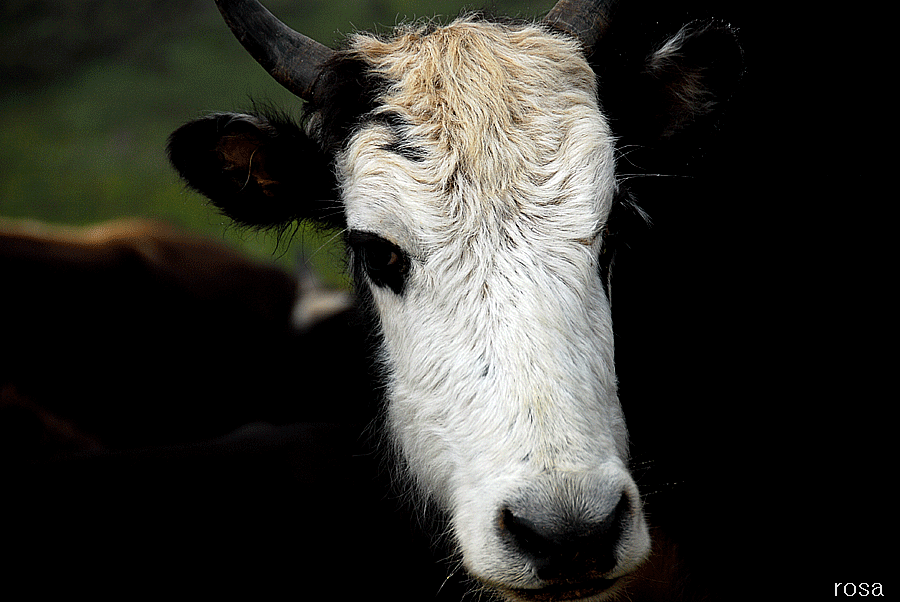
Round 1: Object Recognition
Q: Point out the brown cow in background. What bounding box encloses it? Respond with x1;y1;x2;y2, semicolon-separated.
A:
0;218;363;459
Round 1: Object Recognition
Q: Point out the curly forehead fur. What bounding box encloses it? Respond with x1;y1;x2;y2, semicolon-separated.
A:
334;18;615;246
356;21;600;179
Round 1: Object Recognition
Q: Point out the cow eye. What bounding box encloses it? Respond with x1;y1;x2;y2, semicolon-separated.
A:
346;231;409;295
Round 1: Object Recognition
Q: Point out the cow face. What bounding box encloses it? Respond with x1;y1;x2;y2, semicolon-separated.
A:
168;3;741;600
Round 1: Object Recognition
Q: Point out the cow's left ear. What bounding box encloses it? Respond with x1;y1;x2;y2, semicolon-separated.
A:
168;111;340;230
603;21;743;145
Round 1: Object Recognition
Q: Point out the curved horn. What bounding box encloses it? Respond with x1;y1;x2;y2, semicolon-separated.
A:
214;0;335;103
544;0;619;52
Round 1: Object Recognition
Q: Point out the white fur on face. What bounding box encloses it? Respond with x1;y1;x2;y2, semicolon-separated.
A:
336;19;649;595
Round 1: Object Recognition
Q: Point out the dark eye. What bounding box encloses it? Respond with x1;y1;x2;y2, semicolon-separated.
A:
346;231;410;295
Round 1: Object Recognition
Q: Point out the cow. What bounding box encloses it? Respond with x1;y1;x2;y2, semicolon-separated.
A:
167;1;743;600
0;217;363;455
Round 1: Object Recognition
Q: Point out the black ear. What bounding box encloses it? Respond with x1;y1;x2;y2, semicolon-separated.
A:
167;112;340;230
602;21;744;146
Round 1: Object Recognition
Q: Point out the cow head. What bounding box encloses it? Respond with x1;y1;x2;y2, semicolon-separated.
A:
168;1;741;599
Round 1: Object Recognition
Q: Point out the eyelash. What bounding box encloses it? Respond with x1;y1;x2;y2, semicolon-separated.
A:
346;230;410;295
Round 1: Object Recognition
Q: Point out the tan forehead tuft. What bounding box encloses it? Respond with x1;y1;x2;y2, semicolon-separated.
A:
347;19;605;198
350;18;596;122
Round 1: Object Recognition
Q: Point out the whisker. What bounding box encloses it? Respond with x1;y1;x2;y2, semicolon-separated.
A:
436;564;462;598
303;226;349;266
617;172;692;184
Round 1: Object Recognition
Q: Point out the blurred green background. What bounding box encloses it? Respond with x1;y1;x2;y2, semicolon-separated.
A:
0;0;552;287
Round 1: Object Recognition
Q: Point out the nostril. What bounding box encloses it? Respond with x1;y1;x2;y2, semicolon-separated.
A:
501;508;557;559
500;492;630;579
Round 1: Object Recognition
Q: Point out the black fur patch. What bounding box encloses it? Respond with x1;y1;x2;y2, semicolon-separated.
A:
306;52;387;157
374;112;427;163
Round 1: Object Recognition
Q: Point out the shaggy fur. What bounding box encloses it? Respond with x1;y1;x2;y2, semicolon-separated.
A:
335;20;649;599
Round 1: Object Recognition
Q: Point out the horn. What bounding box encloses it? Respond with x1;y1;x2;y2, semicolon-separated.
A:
544;0;619;52
214;0;335;103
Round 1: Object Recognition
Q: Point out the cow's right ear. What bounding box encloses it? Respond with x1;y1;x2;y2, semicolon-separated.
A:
167;112;341;230
599;21;743;152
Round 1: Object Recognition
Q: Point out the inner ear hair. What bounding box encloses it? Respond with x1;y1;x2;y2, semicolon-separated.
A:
598;20;743;152
643;21;744;139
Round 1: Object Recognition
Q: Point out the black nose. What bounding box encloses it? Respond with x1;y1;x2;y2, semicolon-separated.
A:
500;492;629;580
